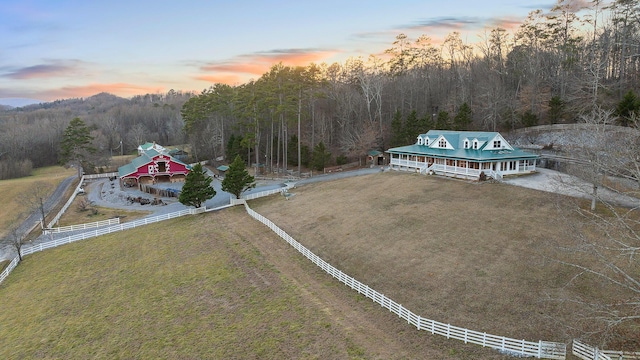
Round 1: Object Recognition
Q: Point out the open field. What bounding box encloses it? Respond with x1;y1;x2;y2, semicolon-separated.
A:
0;208;511;359
1;170;637;358
250;171;639;349
0;166;76;239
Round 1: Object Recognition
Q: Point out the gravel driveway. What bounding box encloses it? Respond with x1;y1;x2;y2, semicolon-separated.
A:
4;166;636;262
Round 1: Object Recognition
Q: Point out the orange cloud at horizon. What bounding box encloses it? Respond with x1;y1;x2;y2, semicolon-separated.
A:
194;74;243;85
196;49;339;85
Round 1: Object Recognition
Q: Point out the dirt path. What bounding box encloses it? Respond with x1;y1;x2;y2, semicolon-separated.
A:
218;208;510;359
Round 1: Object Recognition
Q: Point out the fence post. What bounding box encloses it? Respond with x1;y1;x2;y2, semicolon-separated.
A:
538;340;542;358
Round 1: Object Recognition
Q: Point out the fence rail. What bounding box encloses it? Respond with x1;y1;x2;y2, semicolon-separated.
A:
574;339;640;360
44;218;121;234
23;207;205;258
83;172;118;180
241;188;285;201
0;257;19;285
2;184;637;359
0;207;206;287
242;203;566;359
47;175;85;228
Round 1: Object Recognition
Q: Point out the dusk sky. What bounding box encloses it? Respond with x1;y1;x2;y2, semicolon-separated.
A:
0;0;564;103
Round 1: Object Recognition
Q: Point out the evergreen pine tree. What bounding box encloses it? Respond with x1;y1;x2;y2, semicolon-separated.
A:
616;90;640;126
59;117;96;179
221;155;255;199
403;110;420;144
311;142;331;171
453;102;472;130
435;111;451;130
390;110;404;147
548;96;564;124
179;163;216;208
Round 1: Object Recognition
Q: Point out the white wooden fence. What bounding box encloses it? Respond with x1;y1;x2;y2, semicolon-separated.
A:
83;172;118;180
44;218;121;234
2;183;637;359
240;183;294;201
0;257;19;285
574;339;640;360
47;175;86;229
0;207;206;286
242;202;567;359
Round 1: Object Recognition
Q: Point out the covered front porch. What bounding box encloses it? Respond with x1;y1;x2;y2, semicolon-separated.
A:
388;153;536;180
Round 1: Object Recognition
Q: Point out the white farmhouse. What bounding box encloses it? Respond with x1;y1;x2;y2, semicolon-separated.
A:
386;130;538;180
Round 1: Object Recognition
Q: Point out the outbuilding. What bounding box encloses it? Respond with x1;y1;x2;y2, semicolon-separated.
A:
118;149;191;189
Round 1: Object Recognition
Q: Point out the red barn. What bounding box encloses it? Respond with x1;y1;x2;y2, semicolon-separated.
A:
118;149;191;188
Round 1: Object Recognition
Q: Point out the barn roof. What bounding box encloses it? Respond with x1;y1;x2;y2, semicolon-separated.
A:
118;151;191;178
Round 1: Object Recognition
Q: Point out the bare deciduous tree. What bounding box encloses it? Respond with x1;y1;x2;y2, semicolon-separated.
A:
2;222;27;261
550;107;640;347
17;182;53;231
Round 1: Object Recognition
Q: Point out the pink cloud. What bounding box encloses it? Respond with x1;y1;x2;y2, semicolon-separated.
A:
6;61;79;80
195;49;338;85
194;74;243;85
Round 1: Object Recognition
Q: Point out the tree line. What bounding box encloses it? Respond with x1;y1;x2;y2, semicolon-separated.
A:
181;0;640;173
1;0;639;179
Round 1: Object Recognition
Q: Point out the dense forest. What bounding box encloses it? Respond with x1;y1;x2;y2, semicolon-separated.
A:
1;0;639;179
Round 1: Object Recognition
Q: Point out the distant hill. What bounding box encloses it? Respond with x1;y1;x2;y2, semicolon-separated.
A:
0;98;43;108
0;92;131;114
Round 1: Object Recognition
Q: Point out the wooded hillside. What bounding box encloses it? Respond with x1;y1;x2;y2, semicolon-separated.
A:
0;1;638;178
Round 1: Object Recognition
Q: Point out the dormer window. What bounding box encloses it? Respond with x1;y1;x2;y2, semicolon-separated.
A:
493;140;501;148
464;140;469;149
425;138;430;146
473;141;478;149
417;137;423;145
438;138;447;148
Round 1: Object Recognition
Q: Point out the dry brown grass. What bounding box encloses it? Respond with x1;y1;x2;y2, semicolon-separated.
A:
1;209;512;359
0;166;76;238
250;171;636;346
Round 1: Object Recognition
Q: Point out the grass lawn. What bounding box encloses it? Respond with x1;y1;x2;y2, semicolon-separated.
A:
1;171;636;358
0;208;503;359
0;166;76;239
250;171;639;348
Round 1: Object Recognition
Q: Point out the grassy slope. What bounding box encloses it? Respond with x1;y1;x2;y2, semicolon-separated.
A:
1;171;635;357
1;208;506;359
251;171;637;345
0;166;76;238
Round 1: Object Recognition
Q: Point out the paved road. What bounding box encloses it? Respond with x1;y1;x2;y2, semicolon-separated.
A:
1;175;77;261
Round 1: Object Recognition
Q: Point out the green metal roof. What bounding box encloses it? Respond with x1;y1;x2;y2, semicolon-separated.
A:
138;142;155;150
118;150;191;178
367;150;383;156
388;130;537;162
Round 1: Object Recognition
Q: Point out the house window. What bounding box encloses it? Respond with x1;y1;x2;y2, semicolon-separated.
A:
157;161;167;173
493;140;501;148
438;138;447;148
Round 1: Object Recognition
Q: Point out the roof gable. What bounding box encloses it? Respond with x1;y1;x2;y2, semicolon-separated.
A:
118;151;191;178
428;134;455;149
